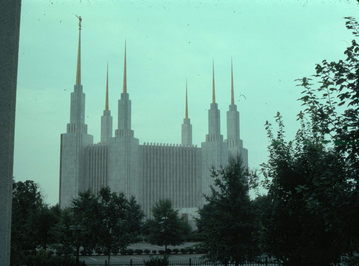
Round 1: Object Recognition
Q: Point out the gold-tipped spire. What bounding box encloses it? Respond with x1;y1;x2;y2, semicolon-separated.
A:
231;58;234;105
105;63;109;111
212;61;216;104
122;42;127;93
75;16;82;85
185;80;189;119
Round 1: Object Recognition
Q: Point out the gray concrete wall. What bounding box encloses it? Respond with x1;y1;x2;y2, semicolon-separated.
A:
0;1;21;265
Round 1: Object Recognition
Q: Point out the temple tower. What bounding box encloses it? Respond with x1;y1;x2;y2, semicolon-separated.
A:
225;59;248;168
226;59;240;155
101;64;113;143
181;81;192;146
108;44;140;199
59;17;93;208
201;62;227;199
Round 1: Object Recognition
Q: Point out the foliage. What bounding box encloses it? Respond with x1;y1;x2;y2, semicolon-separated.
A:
145;199;191;251
144;255;169;266
197;157;258;264
22;249;79;266
11;180;46;265
258;17;359;265
295;16;359;252
10;182;144;265
70;187;144;265
261;112;354;266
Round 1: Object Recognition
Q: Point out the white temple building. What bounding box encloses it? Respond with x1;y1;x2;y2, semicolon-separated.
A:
59;19;248;222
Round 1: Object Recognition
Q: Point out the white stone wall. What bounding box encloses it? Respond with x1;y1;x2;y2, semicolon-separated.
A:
139;144;202;217
181;118;192;146
107;136;139;199
84;144;109;194
101;111;112;143
59;133;93;208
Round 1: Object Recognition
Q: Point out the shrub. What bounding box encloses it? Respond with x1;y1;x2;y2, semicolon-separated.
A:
172;249;179;254
152;250;157;254
144;249;150;254
180;248;186;254
84;247;93;256
95;247;102;255
159;250;165;255
111;247;119;255
120;249;126;255
127;249;134;255
135;249;143;255
144;256;169;266
24;250;78;266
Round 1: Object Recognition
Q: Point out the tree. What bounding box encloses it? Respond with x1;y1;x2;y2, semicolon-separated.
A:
11;180;45;264
70;190;99;263
126;196;145;242
261;113;353;266
295;16;359;256
35;204;61;250
145;199;191;252
197;157;257;265
95;188;144;265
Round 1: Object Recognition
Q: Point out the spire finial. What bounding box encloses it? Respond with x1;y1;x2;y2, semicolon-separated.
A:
105;63;109;111
122;41;127;93
212;61;216;104
231;58;234;105
75;15;82;85
185;80;189;119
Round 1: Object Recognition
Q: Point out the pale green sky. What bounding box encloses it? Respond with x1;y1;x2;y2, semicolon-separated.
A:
14;0;358;205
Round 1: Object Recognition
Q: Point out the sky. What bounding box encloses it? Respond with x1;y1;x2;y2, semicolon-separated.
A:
14;0;358;205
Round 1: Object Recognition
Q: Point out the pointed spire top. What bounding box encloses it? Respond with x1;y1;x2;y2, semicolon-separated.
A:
105;63;109;111
185;80;189;119
212;61;216;104
122;41;127;93
75;15;82;85
231;58;234;105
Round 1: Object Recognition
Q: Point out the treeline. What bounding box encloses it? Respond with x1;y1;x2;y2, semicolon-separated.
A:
11;183;192;266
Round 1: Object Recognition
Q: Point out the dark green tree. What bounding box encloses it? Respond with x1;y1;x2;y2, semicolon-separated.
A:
11;180;44;264
35;204;61;250
70;190;99;263
96;187;144;265
295;16;359;256
261;112;353;266
126;196;145;242
197;157;257;265
145;199;191;252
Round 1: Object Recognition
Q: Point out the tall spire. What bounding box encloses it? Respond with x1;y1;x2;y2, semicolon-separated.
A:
212;61;216;104
185;80;189;119
75;16;82;85
122;42;127;93
231;58;234;105
105;63;109;111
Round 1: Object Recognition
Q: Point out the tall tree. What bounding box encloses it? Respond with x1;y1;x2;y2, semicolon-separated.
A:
96;188;144;265
71;190;99;263
261;113;353;266
197;157;257;265
35;204;61;250
296;16;359;254
11;180;44;264
145;199;191;252
198;158;256;265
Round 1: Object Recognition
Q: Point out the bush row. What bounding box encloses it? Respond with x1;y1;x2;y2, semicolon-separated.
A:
57;246;208;256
